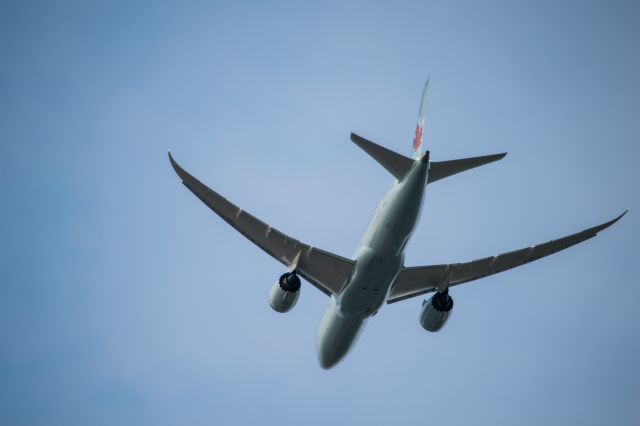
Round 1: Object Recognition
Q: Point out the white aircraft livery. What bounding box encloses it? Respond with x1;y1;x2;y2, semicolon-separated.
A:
169;80;626;369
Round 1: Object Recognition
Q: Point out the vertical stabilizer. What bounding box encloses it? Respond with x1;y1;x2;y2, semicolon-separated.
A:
412;78;429;159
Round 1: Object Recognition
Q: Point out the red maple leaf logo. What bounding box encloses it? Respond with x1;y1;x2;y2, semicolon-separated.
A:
413;125;423;152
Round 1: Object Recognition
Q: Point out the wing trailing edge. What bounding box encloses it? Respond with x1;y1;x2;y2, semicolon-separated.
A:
168;152;355;296
387;210;628;304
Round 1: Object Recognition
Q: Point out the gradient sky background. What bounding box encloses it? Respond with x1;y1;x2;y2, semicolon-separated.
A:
2;1;639;425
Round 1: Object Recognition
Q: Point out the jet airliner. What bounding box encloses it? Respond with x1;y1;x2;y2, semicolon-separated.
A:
169;80;626;369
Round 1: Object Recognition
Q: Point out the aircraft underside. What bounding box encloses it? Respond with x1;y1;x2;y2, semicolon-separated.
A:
169;80;626;369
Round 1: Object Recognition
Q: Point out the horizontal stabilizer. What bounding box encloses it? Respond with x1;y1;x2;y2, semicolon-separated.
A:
351;133;414;180
428;153;507;184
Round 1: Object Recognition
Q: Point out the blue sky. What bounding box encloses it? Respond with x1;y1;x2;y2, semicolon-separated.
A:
1;1;639;425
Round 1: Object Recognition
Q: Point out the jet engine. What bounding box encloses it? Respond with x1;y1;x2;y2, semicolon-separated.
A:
269;272;301;313
419;289;453;332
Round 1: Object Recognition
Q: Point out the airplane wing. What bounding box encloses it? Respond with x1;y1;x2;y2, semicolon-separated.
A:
169;153;354;296
387;211;628;303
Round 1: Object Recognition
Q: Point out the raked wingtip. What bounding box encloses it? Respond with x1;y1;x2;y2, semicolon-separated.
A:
167;151;186;179
606;209;629;228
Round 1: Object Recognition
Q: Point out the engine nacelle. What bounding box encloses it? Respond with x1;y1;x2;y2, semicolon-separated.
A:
419;289;454;332
269;272;301;313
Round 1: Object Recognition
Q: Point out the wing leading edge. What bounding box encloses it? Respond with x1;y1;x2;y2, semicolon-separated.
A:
387;210;628;304
169;152;354;296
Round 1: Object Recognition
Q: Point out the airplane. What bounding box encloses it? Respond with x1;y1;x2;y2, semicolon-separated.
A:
169;79;627;369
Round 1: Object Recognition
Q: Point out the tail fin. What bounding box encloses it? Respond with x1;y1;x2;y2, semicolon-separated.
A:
350;133;413;180
412;78;429;159
427;153;507;184
351;79;506;184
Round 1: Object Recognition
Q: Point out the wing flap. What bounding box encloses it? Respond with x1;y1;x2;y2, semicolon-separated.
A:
169;152;354;296
299;247;354;295
387;265;447;302
388;211;627;303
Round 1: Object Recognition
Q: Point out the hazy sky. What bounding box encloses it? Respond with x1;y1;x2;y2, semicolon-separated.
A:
2;1;639;425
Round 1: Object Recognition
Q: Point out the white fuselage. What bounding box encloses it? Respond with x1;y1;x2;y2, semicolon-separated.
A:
316;156;429;368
